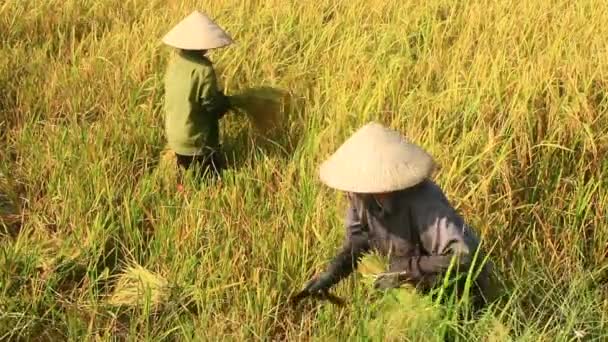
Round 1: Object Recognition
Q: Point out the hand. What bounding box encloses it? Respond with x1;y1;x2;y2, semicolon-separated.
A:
302;272;334;294
290;272;345;306
373;271;410;290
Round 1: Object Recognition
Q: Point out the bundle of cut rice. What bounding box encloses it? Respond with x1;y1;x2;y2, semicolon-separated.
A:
229;87;290;135
108;264;169;311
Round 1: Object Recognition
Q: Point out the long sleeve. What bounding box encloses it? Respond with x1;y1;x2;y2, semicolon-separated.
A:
392;254;473;289
195;67;231;119
323;202;371;286
392;213;482;289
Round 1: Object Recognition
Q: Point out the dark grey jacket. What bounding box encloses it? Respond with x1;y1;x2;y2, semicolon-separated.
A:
323;179;494;300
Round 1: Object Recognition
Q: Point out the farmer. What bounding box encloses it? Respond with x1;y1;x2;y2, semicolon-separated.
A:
161;10;233;176
298;122;497;309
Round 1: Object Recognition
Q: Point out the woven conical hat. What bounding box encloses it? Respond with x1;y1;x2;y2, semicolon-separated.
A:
162;11;233;50
319;122;437;193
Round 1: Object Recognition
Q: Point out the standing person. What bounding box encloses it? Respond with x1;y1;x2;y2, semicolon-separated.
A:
161;10;233;177
297;122;497;309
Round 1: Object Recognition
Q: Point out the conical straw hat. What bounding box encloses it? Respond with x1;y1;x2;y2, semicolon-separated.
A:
162;11;233;50
319;122;437;193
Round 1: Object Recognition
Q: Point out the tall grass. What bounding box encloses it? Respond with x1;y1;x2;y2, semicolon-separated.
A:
1;0;607;340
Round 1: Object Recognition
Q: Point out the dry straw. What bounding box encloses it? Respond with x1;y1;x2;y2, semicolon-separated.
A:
229;86;291;136
108;264;169;310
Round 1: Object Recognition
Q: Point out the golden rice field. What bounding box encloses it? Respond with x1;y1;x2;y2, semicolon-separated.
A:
1;0;607;340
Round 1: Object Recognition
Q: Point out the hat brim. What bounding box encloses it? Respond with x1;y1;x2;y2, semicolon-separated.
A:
318;122;437;193
162;11;234;50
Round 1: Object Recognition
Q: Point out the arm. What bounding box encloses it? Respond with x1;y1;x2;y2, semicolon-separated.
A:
393;215;481;289
303;202;371;293
324;206;371;284
196;67;231;119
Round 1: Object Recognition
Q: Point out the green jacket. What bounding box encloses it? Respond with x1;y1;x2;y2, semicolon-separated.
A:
163;50;231;156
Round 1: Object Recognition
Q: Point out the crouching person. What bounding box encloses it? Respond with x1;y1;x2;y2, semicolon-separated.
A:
299;122;498;309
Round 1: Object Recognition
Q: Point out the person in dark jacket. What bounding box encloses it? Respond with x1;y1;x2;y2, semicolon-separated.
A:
298;122;497;309
161;10;234;176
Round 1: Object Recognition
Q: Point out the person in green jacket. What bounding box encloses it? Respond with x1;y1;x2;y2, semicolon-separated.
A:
161;10;234;176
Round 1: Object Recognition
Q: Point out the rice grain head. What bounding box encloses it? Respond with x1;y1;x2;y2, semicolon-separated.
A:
108;264;169;310
154;147;181;186
366;288;442;341
229;86;291;135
